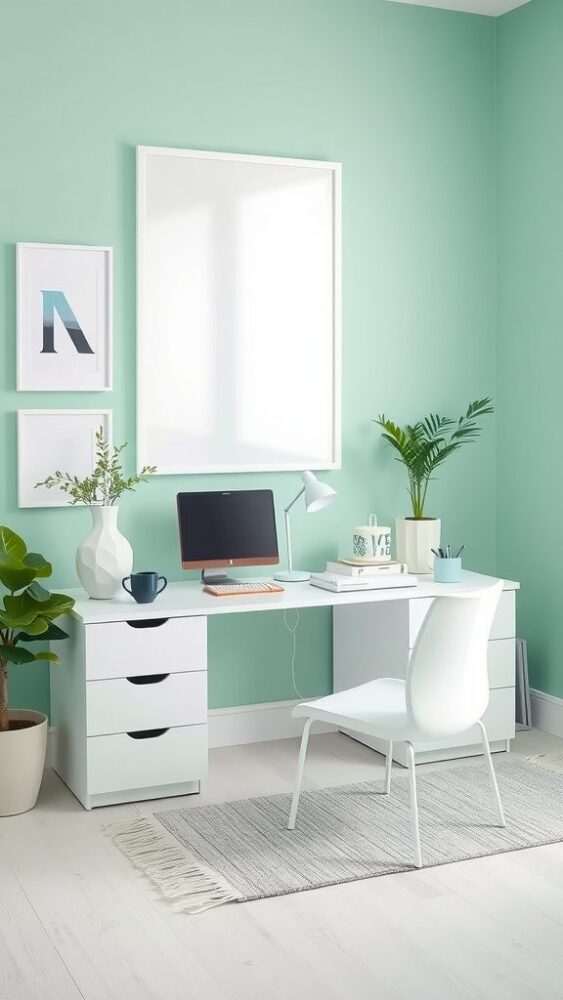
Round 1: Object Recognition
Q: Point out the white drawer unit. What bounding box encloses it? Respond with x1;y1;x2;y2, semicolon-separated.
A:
488;638;515;689
86;671;207;736
50;612;209;809
85;615;207;680
88;724;208;796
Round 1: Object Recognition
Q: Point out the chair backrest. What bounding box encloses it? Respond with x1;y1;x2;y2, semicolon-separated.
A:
406;582;503;739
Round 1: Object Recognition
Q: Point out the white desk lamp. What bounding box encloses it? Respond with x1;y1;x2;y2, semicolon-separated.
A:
274;471;336;583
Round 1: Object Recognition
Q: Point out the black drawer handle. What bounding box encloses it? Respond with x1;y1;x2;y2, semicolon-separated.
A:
126;618;169;629
126;673;170;685
127;728;169;740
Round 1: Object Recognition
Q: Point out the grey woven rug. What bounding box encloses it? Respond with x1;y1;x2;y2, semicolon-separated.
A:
110;758;563;912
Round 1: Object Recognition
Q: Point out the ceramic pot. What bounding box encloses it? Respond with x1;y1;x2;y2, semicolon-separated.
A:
76;505;133;599
0;710;48;816
395;517;441;574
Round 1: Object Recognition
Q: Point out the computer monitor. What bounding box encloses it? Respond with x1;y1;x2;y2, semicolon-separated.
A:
177;489;279;583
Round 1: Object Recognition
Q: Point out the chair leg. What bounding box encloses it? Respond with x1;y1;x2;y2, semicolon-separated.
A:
287;718;313;830
478;720;506;827
405;742;422;868
384;741;393;794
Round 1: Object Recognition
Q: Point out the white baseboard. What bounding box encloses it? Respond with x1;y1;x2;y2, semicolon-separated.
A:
530;688;563;739
47;702;335;762
208;699;336;748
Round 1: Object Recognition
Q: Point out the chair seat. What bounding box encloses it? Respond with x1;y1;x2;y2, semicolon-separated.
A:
292;677;416;741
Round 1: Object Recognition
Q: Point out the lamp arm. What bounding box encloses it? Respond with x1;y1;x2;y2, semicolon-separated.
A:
284;509;293;573
284;486;305;514
282;486;305;573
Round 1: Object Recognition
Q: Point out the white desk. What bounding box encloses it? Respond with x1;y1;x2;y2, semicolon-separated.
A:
50;571;519;808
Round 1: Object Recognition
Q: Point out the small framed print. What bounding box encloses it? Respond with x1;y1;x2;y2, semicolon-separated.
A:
17;243;113;391
18;409;112;508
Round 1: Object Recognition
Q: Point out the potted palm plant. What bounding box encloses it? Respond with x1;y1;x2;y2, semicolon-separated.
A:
0;526;74;815
375;398;493;573
36;427;156;600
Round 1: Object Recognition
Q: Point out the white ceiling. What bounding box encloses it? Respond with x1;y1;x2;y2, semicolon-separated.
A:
386;0;531;15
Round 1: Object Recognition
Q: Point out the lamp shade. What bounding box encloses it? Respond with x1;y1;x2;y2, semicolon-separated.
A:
301;471;336;513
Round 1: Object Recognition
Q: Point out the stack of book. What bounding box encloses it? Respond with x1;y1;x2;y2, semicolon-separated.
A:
326;559;408;577
310;559;416;593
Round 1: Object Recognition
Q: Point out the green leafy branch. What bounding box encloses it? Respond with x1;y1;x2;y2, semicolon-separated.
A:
35;427;156;506
374;398;494;519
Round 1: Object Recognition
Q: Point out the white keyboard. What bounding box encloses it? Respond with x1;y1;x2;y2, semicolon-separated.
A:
204;581;284;597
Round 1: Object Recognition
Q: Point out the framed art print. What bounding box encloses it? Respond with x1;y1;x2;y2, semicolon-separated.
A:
18;409;112;508
17;243;113;391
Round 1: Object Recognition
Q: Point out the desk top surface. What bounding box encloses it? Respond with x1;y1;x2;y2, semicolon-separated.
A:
62;570;519;625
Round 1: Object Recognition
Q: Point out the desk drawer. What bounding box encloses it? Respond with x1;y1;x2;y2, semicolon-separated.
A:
409;590;516;649
86;671;207;736
488;639;515;689
85;616;207;680
87;724;208;795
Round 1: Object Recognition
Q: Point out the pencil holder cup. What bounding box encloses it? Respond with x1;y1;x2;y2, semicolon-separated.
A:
433;557;462;584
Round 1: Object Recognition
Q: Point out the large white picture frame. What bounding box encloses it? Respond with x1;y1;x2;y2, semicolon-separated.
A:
18;409;112;508
137;146;341;474
17;243;113;391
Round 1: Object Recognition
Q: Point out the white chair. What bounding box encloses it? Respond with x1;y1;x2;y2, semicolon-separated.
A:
287;582;506;867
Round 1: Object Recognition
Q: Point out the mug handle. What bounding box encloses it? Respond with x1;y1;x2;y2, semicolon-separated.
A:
122;577;133;595
157;576;168;595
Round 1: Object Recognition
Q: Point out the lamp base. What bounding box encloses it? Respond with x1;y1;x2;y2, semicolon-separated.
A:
274;570;311;583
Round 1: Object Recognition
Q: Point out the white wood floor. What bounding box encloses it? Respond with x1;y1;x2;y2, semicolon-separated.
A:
1;727;563;1000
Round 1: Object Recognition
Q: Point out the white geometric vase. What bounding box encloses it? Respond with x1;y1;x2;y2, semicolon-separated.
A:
395;517;441;574
76;505;133;599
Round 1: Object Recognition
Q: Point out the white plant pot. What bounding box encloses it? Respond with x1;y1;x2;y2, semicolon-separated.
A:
395;517;441;574
0;710;48;816
76;505;133;600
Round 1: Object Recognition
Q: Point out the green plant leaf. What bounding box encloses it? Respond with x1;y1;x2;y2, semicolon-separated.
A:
0;564;37;593
23;553;52;578
15;617;49;636
32;650;60;663
3;591;43;619
17;622;69;643
0;644;35;664
26;581;51;603
4;590;73;623
0;526;27;563
0;610;43;628
38;593;75;620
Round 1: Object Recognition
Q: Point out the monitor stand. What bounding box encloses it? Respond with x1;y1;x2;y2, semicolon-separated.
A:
201;569;241;586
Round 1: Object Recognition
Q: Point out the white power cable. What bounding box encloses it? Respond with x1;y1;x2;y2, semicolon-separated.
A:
283;608;303;699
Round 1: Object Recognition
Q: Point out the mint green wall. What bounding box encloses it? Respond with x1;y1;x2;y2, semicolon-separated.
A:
0;0;497;716
497;0;561;697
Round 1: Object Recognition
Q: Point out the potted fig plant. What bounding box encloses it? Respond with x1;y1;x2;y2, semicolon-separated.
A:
36;427;156;600
0;526;75;816
374;398;494;573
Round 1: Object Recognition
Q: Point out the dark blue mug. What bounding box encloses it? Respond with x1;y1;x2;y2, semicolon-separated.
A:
122;571;168;604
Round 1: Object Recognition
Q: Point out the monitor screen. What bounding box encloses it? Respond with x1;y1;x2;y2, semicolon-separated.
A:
177;490;279;569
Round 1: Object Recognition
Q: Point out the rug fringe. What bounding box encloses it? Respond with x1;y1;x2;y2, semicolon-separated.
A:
106;816;241;914
525;752;563;774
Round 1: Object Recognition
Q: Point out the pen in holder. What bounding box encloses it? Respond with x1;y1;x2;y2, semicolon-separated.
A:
432;545;464;583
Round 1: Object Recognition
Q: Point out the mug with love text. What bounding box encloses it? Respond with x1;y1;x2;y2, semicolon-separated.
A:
352;515;391;561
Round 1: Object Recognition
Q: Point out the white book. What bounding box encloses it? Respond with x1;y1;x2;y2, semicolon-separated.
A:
326;560;407;577
310;572;417;593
